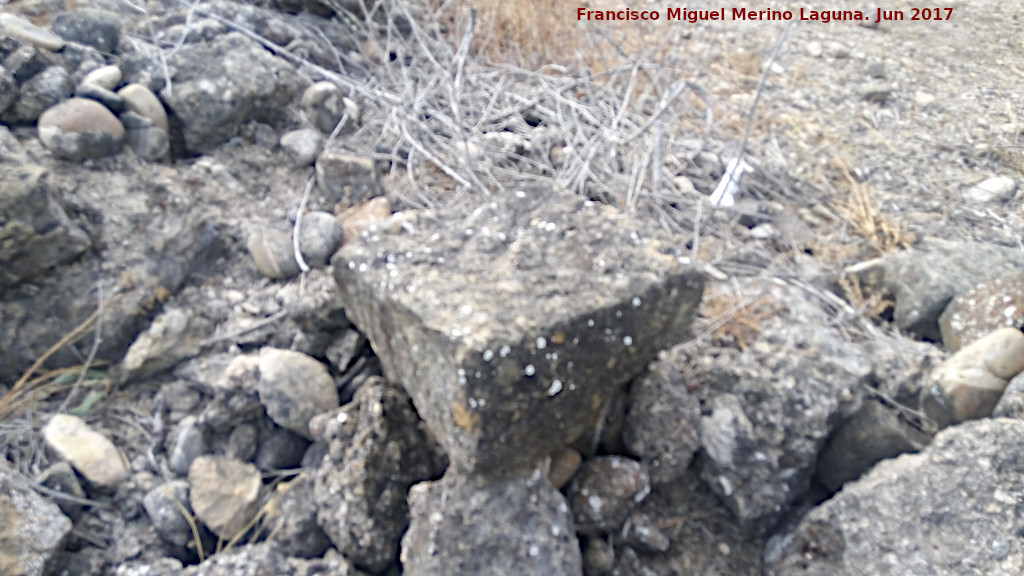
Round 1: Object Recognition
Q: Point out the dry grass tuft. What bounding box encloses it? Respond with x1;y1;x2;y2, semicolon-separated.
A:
696;287;787;350
829;156;912;256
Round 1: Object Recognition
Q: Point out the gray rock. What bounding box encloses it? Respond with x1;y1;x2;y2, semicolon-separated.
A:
247;228;300;279
74;82;125;112
0;462;71;576
0;125;28;163
0;13;65;51
266;474;330;559
333;189;704;479
2;65;72;124
50;9;122;53
816;399;933;492
298;211;343;267
921;327;1024;429
161;32;305;153
43;414;128;489
188;456;262;539
691;280;870;534
0;164;91;288
37;97;125;161
143;481;194;547
118;83;167;132
0;65;17;114
121;307;205;382
312;377;435;572
3;43;58;83
61;42;105;84
120;52;169;94
225;423;259;463
301;81;359;135
315;151;383;211
621;511;670;553
167;416;208;476
121;111;169;161
623;353;701;485
939;272;1024;352
254;426;308;471
258;347;339;439
82;64;121;90
36;462;87;519
401;470;582;576
279;128;322;166
847;239;1024;340
324;328;366;371
765;418;1024;576
566;456;651;536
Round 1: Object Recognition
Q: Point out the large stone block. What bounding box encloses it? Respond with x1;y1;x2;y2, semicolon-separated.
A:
333;189;703;478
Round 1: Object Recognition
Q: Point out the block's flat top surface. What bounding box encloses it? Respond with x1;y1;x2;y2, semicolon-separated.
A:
336;189;693;349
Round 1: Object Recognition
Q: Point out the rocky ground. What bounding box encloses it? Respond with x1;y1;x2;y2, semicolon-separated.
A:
2;0;1024;575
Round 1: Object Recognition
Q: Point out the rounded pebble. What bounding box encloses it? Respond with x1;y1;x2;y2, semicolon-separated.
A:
74;83;125;113
247;228;300;279
82;65;122;90
118;83;167;132
280;128;324;166
258;347;340;439
298;211;344;267
37;97;125;161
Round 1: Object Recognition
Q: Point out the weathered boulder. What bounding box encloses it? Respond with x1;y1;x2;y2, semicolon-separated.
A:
401;470;582;576
333;189;704;479
311;377;435;572
766;418;1024;576
939;272;1024;352
847;239;1024;341
689;280;870;534
161;32;306;153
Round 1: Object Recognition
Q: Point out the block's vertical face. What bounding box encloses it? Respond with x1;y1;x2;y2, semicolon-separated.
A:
334;189;704;478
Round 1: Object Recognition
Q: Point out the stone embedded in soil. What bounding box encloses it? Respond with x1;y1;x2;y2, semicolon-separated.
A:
247;228;300;279
74;83;125;113
545;446;582;490
50;9;122;53
121;307;205;382
765;418;1024;576
0;164;91;288
279;128;323;166
257;347;339;439
143;481;194;548
964;175;1017;203
333;189;704;479
921;327;1024;429
188;456;261;540
42;414;128;489
0;66;17;115
315;151;383;211
0;463;72;576
566;456;651;536
401;470;582;576
298;210;344;267
37;97;125;161
939;272;1024;352
266;474;331;559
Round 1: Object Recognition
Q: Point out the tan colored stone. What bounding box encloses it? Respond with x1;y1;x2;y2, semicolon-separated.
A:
117;83;167;132
188;456;261;539
336;196;392;246
42;415;127;489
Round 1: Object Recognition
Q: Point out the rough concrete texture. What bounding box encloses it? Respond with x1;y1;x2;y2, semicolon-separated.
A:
333;189;704;478
401;470;581;576
766;418;1024;576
